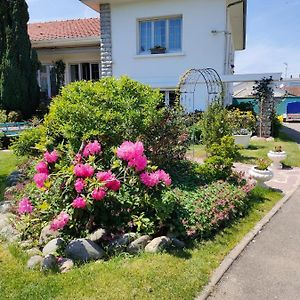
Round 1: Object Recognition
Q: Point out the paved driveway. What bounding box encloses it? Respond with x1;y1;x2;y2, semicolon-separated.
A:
282;122;300;144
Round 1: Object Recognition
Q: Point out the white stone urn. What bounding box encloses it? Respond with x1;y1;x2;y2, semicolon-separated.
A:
233;132;252;149
267;150;287;170
249;166;273;188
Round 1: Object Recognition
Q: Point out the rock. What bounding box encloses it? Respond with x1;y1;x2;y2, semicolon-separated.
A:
87;228;106;243
0;224;20;242
58;258;74;273
266;137;275;142
0;214;10;230
65;238;105;262
108;233;136;253
26;248;42;257
27;255;43;269
145;236;171;253
41;254;57;271
251;136;266;141
170;237;186;249
0;201;13;214
39;225;59;245
127;235;151;254
42;238;65;256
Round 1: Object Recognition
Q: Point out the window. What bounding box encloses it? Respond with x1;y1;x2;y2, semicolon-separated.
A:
139;16;182;54
70;63;100;82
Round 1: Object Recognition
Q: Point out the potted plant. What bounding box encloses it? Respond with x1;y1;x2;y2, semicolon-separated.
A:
267;145;287;170
150;45;166;54
228;109;256;148
249;158;273;188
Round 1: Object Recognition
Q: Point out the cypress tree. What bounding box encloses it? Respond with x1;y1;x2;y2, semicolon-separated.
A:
0;0;40;118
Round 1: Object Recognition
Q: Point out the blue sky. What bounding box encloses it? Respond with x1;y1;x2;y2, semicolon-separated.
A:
26;0;300;78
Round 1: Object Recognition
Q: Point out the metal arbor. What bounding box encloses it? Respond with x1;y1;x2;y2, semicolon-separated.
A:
178;68;224;112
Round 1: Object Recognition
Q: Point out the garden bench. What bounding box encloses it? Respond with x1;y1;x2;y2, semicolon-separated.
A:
0;122;32;137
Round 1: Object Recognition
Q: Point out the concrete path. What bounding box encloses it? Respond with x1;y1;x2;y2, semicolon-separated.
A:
208;186;300;300
282;122;300;145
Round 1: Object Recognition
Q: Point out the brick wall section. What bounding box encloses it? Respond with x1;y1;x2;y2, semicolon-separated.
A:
99;4;112;77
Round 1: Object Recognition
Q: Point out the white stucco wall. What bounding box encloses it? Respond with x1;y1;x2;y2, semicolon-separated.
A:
110;0;229;91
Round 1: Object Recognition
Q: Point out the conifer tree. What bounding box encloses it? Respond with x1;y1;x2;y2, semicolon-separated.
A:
0;0;40;118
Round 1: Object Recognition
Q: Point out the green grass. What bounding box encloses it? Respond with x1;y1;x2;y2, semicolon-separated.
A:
0;188;282;300
0;150;25;200
187;132;300;167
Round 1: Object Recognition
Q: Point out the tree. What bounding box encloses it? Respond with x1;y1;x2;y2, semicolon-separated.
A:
0;0;40;118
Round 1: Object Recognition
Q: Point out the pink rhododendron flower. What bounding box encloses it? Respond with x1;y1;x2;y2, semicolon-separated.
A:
74;153;82;164
140;170;172;187
116;141;144;161
96;171;121;191
44;150;59;164
74;164;94;178
72;197;87;209
36;161;49;174
127;155;148;172
74;178;86;193
18;198;33;214
33;172;49;189
83;141;102;157
91;188;106;201
50;211;70;231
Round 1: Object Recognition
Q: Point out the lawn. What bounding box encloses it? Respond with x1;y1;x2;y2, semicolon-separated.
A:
0;151;282;300
187;132;300;167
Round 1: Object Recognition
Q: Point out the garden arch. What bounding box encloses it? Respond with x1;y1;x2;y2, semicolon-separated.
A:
178;68;224;112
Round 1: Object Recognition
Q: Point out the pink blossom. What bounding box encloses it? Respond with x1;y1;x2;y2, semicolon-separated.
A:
83;141;102;157
33;172;49;189
36;161;49;174
72;197;87;209
44;150;59;164
74;178;86;193
127;155;148;172
74;153;82;164
50;211;70;231
96;171;121;191
18;198;33;214
140;170;172;187
91;188;106;201
74;164;94;178
116;141;144;161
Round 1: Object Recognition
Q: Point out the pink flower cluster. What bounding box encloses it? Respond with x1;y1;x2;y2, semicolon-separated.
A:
74;178;86;193
44;150;59;164
72;197;87;209
74;164;94;178
97;171;121;191
50;211;70;231
91;188;106;201
117;141;147;172
140;170;172;188
83;141;102;157
36;161;49;174
18;198;33;215
34;171;49;189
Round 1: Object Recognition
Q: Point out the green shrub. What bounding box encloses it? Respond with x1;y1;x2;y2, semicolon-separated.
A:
199;101;232;149
7;111;22;122
0;109;7;123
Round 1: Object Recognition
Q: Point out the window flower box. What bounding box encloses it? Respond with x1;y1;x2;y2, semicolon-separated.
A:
150;46;166;54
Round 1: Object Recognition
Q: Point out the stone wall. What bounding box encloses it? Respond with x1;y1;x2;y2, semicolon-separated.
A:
258;96;274;137
99;4;112;77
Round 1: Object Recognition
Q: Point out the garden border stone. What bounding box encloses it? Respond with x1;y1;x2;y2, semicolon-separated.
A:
195;185;300;300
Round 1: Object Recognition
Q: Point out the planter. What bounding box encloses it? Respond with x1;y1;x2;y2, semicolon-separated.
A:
267;151;287;170
233;133;252;148
150;47;166;54
249;166;273;188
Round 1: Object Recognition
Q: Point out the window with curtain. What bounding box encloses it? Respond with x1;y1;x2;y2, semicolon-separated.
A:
139;16;182;54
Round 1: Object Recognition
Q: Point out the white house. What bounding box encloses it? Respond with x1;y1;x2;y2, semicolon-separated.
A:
80;0;247;110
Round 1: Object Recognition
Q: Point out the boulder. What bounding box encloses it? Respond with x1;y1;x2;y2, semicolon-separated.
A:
41;254;57;271
65;238;105;262
42;238;65;256
145;236;171;253
266;137;275;142
127;235;151;254
87;228;106;243
0;224;20;242
39;225;59;245
58;258;74;273
170;237;186;249
0;201;13;214
0;214;10;230
27;255;43;269
108;233;136;254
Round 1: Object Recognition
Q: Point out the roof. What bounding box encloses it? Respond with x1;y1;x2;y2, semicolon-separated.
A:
28;18;100;42
283;86;300;97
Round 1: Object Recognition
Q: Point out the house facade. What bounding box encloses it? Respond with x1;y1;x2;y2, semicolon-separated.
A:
28;18;100;99
80;0;247;110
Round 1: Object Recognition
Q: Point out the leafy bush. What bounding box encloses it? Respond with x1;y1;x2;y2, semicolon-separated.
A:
15;140;178;241
7;111;22;122
0;109;7;122
227;109;256;135
199;101;232;149
181;180;254;238
13;77;188;167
